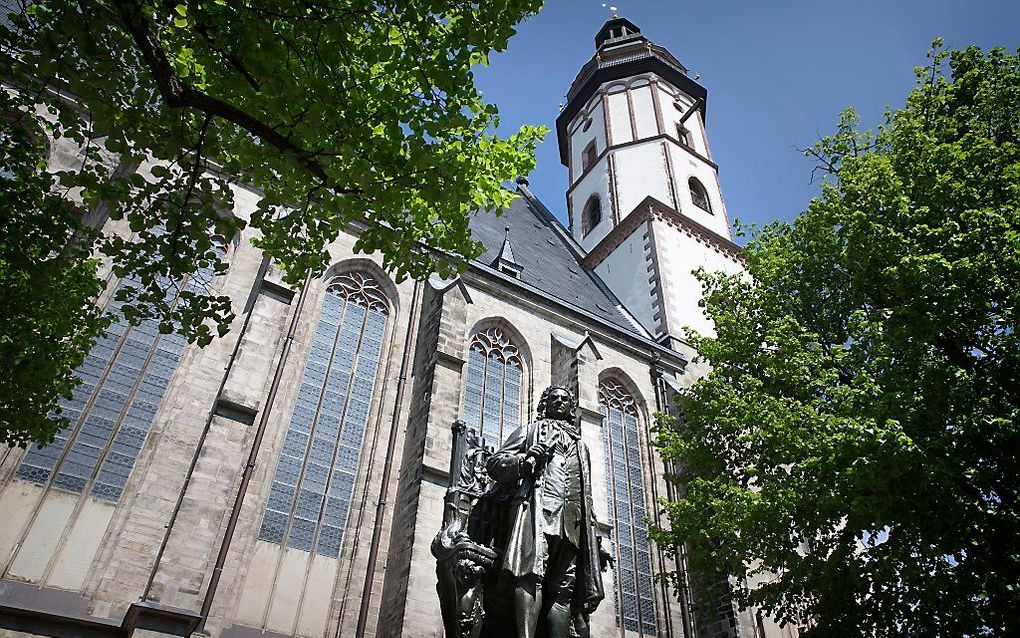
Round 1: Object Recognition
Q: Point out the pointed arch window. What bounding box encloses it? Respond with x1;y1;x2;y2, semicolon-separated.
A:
258;271;389;558
600;379;657;635
13;244;225;502
689;177;712;213
581;196;602;237
462;327;523;448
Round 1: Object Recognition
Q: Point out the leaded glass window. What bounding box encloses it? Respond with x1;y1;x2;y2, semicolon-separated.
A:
461;327;523;448
600;379;657;634
258;271;388;558
13;267;218;501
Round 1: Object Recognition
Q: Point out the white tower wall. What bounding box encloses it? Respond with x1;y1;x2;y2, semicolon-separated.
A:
560;37;742;343
594;224;657;332
612;142;673;217
652;219;744;338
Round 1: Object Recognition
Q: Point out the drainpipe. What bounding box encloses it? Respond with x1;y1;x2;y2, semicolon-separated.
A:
142;253;270;601
196;268;314;629
353;278;422;638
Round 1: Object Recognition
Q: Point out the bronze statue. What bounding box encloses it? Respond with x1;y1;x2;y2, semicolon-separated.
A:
433;386;612;638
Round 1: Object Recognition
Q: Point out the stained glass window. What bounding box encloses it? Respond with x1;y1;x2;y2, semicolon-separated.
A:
258;271;388;558
14;252;224;502
600;379;657;635
461;327;523;448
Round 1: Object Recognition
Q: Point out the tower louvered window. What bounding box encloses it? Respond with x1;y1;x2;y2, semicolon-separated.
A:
581;196;602;237
15;254;223;502
600;379;657;634
258;271;388;558
461;327;523;448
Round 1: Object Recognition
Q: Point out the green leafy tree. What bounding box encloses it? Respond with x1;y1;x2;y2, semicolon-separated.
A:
1;116;109;447
653;42;1019;637
0;0;545;445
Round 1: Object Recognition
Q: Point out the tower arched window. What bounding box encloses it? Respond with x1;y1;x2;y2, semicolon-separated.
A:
462;326;523;448
600;378;657;635
689;177;712;213
258;271;389;557
582;140;598;171
581;196;602;237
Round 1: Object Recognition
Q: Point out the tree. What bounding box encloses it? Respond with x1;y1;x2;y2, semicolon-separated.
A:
0;0;545;446
1;116;109;448
653;43;1019;637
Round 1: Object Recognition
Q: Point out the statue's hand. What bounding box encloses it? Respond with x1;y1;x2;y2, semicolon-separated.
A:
522;442;550;474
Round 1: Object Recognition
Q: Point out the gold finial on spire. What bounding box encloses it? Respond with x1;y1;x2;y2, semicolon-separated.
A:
601;3;619;18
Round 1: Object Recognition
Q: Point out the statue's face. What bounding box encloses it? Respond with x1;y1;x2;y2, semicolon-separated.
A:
544;388;573;421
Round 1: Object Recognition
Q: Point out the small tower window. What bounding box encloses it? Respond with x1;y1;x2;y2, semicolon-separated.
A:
677;123;692;148
582;141;598;171
689;177;712;213
581;196;602;237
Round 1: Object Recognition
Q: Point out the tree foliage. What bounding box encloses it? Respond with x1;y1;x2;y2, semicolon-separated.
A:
0;0;544;445
1;114;110;447
653;43;1019;637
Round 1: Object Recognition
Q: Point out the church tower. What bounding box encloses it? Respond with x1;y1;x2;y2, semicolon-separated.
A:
557;16;742;343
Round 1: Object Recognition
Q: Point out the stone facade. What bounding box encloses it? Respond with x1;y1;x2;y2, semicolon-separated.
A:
0;15;798;638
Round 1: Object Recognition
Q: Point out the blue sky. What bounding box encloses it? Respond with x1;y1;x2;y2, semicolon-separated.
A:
474;0;1020;240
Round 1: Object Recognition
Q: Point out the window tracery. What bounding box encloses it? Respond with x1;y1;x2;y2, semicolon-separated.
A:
462;326;524;448
258;270;388;557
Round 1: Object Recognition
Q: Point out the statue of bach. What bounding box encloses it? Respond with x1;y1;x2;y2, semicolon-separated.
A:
486;385;612;638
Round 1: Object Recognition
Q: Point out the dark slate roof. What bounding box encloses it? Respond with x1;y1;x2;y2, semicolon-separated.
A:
469;188;648;337
0;0;19;32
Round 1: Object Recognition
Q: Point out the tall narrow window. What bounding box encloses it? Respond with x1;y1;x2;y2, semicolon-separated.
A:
258;271;388;558
600;379;657;635
689;177;712;213
13;258;223;501
581;196;602;237
582;141;598;171
461;327;523;448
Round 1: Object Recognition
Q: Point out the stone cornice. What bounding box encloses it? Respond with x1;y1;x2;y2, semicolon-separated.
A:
582;196;742;270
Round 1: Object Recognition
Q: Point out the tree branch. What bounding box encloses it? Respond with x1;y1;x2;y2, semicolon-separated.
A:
112;0;361;195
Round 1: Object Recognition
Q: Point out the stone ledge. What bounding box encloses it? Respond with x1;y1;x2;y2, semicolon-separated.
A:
123;600;203;637
0;603;122;638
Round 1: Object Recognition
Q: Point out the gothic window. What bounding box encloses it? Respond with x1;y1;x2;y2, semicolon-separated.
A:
689;177;712;213
461;327;523;448
600;379;657;635
258;271;388;558
581;196;602;237
582;140;598;171
13;253;224;502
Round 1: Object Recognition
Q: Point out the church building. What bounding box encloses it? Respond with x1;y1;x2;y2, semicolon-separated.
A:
0;16;794;638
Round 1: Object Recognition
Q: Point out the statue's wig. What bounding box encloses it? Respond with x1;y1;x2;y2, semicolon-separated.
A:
537;385;578;422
